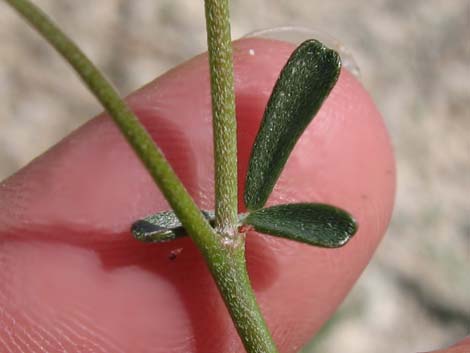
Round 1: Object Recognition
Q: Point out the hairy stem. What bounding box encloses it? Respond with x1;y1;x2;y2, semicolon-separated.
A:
7;0;279;351
4;0;219;254
206;240;278;353
204;1;278;352
204;0;238;236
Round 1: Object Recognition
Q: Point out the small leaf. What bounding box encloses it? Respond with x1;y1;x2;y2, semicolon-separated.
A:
131;210;215;243
244;40;341;210
242;203;357;248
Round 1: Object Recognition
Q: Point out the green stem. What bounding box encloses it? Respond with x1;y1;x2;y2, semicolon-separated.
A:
206;240;278;353
4;0;218;253
7;0;279;351
204;1;278;352
204;0;238;237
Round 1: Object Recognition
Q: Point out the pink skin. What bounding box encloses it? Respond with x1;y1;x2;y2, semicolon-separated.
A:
0;38;464;352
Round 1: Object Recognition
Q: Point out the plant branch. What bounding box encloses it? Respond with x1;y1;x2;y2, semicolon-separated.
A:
4;0;219;255
204;0;238;236
207;242;279;353
7;0;279;351
204;1;279;352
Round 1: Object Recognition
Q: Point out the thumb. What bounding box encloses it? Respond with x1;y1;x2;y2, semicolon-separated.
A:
0;38;395;352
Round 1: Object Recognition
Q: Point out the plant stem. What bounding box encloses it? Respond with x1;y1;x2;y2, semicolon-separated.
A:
4;0;219;252
206;240;279;353
7;0;279;351
204;0;238;237
204;1;279;352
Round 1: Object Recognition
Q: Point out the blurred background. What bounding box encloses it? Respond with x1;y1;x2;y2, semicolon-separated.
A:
0;1;468;352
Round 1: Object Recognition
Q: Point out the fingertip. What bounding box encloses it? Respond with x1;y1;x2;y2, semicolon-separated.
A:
0;37;396;352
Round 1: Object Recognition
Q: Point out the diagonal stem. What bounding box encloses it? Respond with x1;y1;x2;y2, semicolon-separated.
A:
7;0;279;351
4;0;219;255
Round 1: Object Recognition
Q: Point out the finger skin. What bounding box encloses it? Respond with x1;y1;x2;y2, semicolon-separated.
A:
0;38;395;352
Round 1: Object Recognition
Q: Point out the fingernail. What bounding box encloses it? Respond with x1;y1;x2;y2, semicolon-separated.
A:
243;26;360;79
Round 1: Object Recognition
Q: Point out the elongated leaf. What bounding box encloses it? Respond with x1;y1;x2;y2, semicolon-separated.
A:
244;40;341;210
242;203;357;248
131;210;215;243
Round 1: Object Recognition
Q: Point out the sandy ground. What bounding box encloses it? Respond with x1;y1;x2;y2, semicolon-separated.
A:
0;1;469;352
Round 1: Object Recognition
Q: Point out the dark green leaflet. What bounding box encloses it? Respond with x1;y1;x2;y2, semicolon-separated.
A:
243;203;357;248
131;210;215;243
244;40;341;211
133;204;356;248
131;40;350;248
